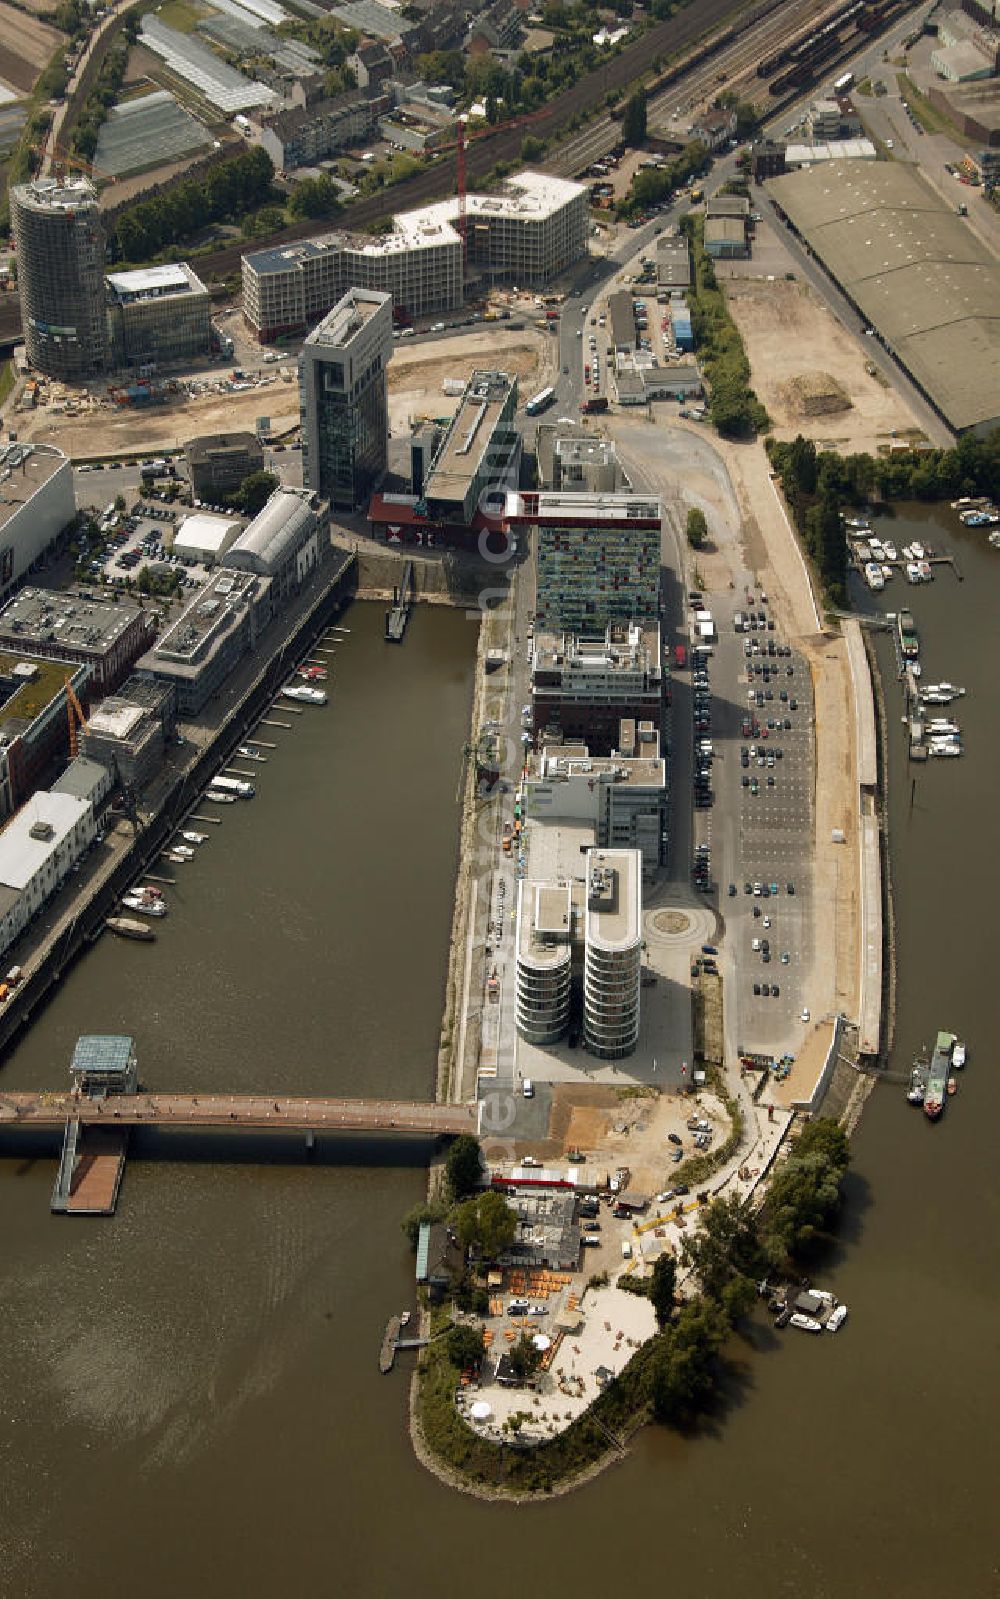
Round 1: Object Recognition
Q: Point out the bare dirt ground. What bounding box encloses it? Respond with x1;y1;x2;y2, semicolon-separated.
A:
18;381;301;458
0;5;62;92
541;1083;728;1196
388;328;549;435
725;278;924;454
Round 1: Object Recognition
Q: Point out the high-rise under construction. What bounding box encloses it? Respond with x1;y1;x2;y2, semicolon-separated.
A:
11;176;107;381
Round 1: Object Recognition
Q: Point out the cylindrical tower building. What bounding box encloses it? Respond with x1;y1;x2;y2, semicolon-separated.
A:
11;177;106;381
515;878;573;1045
583;850;641;1060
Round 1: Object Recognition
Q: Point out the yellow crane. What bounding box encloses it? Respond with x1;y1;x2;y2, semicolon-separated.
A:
65;677;87;760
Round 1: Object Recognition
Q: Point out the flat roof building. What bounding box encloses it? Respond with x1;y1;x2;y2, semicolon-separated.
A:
106;262;211;370
584;848;642;1059
551;435;621;494
173;512;243;566
531;622;663;751
704;215;749;258
0;652;92;819
134;568;271;716
656;231;692;291
422;369;520;525
80;677;177;791
514;825;643;1057
513;492;661;635
768;159;1000;435
0;789;96;959
300;289;393;510
0;585;154;693
242;170;587;341
185;432;265;501
0;445;77;606
525;721;666;877
11;177;106;381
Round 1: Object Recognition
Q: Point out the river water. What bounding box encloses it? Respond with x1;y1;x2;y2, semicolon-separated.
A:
1;530;997;1598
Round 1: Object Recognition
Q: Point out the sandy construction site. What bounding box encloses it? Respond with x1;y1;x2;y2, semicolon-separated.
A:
725;278;924;455
388;328;551;435
17;383;300;459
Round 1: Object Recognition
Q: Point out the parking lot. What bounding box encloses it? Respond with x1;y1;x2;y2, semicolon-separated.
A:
685;586;816;1058
75;491;210;595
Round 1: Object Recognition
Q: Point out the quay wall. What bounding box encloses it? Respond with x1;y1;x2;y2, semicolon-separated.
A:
844;617;884;1060
0;553;357;1060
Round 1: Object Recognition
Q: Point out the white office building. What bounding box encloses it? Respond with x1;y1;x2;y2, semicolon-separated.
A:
0;790;96;958
0;443;76;605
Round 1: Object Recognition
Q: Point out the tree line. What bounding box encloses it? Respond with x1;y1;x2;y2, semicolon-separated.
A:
767;428;1000;607
109;147;276;263
681;213;770;440
408;1122;851;1440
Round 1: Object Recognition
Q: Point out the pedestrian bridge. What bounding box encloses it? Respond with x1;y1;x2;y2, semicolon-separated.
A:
0;1092;478;1137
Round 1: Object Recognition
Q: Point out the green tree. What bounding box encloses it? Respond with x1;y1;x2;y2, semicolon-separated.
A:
453;1189;516;1259
680;1194;760;1302
647;1297;730;1423
686;506;708;547
447;1322;485;1371
445;1134;483;1200
507;1332;543;1383
622;87;647;148
649;1254;676;1327
237;470;279;517
521;134;546;163
400;1199;443;1249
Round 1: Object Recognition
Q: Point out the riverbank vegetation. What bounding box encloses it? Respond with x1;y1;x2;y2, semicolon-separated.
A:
767;428;1000;606
681;215;770;440
410;1122;851;1493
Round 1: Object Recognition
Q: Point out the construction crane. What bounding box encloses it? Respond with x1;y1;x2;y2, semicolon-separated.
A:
65;677;87;760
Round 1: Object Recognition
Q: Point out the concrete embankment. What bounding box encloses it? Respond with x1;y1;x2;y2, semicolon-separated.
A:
0;554;356;1060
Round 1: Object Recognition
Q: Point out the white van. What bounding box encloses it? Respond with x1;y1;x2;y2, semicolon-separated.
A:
621;1239;632;1260
522;1078;534;1098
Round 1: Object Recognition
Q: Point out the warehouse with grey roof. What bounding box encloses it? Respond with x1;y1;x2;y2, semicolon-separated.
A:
768;160;1000;437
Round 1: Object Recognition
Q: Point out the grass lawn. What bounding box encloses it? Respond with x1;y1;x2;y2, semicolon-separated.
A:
0;360;14;411
154;0;211;33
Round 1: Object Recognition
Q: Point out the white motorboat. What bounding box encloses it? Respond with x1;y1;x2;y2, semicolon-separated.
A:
123;894;167;917
882;542;898;562
951;1040;967;1069
238;746;265;762
162;850;190;862
181;831;208;845
924;683;965;699
905;562;922;584
928;741;961;757
789;1313;823;1333
911;543;925;560
281;683;327;705
917;561;932;581
863;562;885;592
825;1304;848;1332
171;844;196;859
205;790;236;804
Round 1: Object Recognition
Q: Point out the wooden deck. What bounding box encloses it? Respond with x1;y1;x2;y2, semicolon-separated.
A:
2;1093;477;1137
63;1129;128;1215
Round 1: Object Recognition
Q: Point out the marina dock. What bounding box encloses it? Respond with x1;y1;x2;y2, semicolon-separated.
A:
380;1315;402;1373
385;562;413;643
51;1124;129;1215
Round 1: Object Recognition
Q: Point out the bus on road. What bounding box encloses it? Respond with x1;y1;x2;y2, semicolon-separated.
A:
833;71;854;94
525;386;555;416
